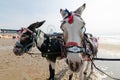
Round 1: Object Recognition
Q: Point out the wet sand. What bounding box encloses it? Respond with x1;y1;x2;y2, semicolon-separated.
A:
99;43;120;51
0;38;120;80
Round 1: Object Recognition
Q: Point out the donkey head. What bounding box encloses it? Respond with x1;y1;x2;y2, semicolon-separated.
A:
13;20;45;56
60;3;86;72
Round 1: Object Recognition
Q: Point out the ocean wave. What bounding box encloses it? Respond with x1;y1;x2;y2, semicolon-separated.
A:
99;35;120;45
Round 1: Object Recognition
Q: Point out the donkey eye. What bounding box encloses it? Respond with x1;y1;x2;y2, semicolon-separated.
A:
63;12;67;16
21;34;29;38
21;34;26;37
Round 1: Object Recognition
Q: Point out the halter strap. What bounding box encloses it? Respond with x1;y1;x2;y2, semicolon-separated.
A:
19;29;41;53
19;27;33;34
23;28;33;34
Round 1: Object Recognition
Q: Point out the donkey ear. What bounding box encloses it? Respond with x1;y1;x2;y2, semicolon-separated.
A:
28;20;46;30
35;20;46;28
74;3;86;15
60;9;67;18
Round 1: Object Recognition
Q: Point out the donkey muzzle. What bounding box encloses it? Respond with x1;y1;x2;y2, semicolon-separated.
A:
13;41;24;56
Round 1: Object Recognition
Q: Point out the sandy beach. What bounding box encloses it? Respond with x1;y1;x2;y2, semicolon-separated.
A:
0;39;50;80
0;38;120;80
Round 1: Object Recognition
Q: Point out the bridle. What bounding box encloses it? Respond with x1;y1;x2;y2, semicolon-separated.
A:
16;28;41;53
60;10;86;54
65;42;85;53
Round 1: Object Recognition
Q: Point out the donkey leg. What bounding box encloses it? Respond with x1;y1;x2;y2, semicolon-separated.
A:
83;61;90;75
90;61;93;73
79;65;84;80
48;61;55;80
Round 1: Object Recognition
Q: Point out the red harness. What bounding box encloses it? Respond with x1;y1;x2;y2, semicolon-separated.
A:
65;42;91;61
65;42;80;47
19;28;33;34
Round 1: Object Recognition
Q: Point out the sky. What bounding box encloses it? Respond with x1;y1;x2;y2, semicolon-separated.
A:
0;0;120;35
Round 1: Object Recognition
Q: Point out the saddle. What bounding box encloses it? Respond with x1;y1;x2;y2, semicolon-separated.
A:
83;33;98;56
38;33;65;57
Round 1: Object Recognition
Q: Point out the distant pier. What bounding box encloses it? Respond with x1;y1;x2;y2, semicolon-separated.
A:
0;29;19;39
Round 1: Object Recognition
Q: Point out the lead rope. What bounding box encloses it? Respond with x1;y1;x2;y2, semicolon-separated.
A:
90;58;120;80
82;26;89;55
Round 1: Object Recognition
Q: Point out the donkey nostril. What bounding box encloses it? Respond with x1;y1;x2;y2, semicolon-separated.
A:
13;48;18;55
16;49;19;53
69;61;80;72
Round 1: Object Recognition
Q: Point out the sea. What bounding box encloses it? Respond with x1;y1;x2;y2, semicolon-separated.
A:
98;34;120;45
94;34;120;80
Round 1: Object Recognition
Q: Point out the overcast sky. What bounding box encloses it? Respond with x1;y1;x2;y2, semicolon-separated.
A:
0;0;120;35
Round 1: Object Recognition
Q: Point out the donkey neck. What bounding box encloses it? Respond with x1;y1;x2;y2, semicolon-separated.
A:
35;30;45;48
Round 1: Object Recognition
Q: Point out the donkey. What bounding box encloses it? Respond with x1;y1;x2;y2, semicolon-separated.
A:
13;20;66;80
60;3;98;80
